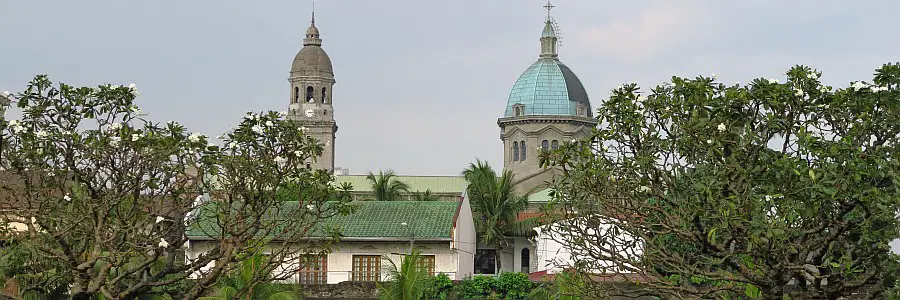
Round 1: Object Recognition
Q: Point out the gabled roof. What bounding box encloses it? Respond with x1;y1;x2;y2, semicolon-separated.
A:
186;200;462;241
335;175;467;194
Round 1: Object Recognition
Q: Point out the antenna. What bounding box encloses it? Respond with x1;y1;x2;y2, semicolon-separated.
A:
550;17;564;47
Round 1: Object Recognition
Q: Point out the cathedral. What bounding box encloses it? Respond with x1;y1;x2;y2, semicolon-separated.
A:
287;3;595;199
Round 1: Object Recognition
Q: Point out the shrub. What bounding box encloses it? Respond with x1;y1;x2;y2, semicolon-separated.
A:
456;275;498;299
497;272;532;300
423;273;453;300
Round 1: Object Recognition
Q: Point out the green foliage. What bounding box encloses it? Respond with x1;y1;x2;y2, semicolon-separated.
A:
0;75;347;298
462;160;533;274
413;189;440;202
497;272;532;300
544;63;900;299
456;275;498;299
367;169;412;201
201;253;299;300
423;273;454;300
378;249;431;300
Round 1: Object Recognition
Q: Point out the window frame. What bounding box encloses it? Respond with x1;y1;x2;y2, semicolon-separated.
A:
513;141;519;161
298;254;328;285
351;255;381;282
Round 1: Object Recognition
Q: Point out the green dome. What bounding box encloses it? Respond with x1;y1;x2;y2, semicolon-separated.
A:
504;58;591;117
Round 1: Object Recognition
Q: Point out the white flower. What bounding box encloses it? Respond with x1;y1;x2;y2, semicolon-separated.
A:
110;136;121;146
279;111;288;117
294;150;304;157
130;105;143;115
274;156;287;166
128;83;137;90
735;81;741;85
64;194;71;202
637;186;651;193
188;132;204;143
767;78;780;84
710;73;717;80
794;87;805;97
110;123;122;130
717;123;726;132
299;126;308;133
636;95;648;103
9;120;18;126
850;81;868;91
110;84;120;89
131;134;141;142
11;124;24;134
155;216;165;223
226;142;237;149
571;139;576;143
251;125;264;134
158;238;169;248
36;130;49;139
1;91;9;97
806;72;819;80
765;195;773;202
819;86;829;93
601;145;609;151
616;84;624;90
306;204;316;211
872;86;888;92
265;121;274;127
706;139;712;144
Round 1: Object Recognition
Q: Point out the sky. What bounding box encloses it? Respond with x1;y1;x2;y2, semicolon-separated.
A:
1;0;899;177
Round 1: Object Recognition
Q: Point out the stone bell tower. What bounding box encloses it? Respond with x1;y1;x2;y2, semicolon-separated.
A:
286;10;337;171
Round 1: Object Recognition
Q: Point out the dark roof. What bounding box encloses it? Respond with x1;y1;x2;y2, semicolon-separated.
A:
186;200;462;241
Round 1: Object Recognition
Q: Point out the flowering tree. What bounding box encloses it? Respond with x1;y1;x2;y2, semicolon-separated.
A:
0;75;351;299
541;63;900;299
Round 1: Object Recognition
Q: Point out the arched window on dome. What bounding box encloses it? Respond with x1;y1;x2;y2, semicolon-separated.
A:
306;86;314;103
551;140;559;150
520;141;527;161
541;140;549;151
513;141;519;161
294;87;299;103
321;87;327;103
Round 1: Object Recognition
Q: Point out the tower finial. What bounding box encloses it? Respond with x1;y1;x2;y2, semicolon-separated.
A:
543;0;555;21
311;0;317;26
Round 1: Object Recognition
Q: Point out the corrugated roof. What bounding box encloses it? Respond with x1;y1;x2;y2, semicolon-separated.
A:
335;175;467;194
527;188;553;203
186;200;461;240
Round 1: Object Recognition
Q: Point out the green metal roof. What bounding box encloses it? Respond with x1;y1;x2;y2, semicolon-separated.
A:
335;175;467;194
527;188;553;203
186;200;461;241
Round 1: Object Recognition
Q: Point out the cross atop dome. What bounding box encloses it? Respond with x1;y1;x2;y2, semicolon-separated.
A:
543;0;555;20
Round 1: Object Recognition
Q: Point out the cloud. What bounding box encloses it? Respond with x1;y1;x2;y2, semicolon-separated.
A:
571;1;717;61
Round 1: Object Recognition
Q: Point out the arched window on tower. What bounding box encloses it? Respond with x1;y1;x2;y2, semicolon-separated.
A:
520;141;527;161
513;141;519;161
294;87;299;103
306;86;314;102
321;87;327;103
551;140;559;150
541;140;549;151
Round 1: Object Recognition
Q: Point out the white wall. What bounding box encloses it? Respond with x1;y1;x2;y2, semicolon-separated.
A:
185;240;461;283
532;220;642;274
454;193;477;279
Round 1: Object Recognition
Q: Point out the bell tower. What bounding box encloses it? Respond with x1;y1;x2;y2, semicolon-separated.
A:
287;9;337;171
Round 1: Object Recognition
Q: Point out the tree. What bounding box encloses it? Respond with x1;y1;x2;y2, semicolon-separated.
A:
462;160;531;274
366;170;410;201
411;189;439;202
377;249;431;300
197;253;298;300
0;75;351;299
541;64;900;299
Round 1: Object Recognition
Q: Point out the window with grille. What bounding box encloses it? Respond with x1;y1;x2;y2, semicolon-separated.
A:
418;255;435;276
352;255;381;282
298;254;328;284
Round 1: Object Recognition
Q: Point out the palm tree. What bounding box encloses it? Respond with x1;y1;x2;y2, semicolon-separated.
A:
412;189;439;201
366;170;411;201
377;249;431;300
461;159;532;274
198;253;298;300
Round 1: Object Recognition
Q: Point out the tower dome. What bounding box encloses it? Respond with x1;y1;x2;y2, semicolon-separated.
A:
503;5;591;118
290;12;333;77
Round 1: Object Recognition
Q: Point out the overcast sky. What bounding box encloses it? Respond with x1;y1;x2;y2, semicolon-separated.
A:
2;0;899;176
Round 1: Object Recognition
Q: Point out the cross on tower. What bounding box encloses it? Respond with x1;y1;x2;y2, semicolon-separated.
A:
543;0;555;19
